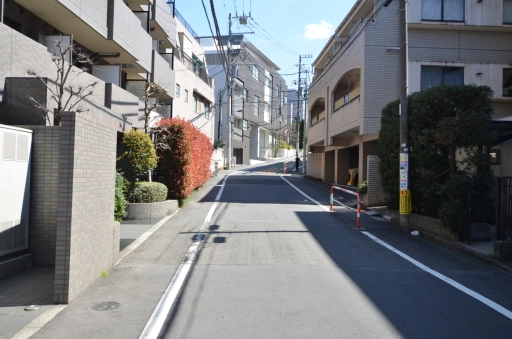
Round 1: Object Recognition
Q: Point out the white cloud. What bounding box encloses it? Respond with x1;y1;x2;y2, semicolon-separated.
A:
303;20;334;40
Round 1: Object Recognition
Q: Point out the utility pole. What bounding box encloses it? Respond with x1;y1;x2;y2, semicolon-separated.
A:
217;90;223;140
384;0;410;232
398;0;410;233
301;71;309;175
296;55;312;158
225;13;233;169
296;55;302;157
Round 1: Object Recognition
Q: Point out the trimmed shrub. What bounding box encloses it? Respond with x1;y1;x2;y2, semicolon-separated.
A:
114;172;128;222
131;182;168;203
155;118;212;200
121;130;158;184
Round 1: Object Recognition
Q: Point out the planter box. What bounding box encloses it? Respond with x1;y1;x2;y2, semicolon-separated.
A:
125;200;179;220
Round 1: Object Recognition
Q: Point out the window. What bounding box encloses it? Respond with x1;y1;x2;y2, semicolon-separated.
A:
254;96;259;116
194;95;199;112
421;66;464;90
204;102;210;118
505;0;512;24
185;89;189;102
176;83;180;97
243;89;248;101
422;0;464;22
253;65;259;80
503;69;512;97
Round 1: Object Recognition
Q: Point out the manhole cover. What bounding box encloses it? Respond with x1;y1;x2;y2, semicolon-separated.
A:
24;305;40;311
92;302;120;311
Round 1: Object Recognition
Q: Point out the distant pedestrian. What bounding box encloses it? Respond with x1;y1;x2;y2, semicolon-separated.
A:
295;156;300;172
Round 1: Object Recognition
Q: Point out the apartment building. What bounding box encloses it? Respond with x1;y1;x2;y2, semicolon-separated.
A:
0;0;176;127
0;0;177;303
172;8;215;141
199;34;289;165
307;0;512;188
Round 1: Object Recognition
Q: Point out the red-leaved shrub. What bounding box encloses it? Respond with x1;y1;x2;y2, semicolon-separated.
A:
155;118;212;200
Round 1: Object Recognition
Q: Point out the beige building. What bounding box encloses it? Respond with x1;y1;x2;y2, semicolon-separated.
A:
307;0;512;192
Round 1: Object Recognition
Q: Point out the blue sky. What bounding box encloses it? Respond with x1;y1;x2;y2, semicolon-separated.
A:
174;0;357;90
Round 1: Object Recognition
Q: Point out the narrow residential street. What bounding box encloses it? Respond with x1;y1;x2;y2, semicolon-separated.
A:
30;161;512;338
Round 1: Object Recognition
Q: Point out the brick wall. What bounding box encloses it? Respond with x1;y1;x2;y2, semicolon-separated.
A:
54;111;119;304
25;126;60;267
366;155;386;207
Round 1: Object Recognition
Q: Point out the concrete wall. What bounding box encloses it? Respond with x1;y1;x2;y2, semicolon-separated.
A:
307;152;323;180
54;111;119;304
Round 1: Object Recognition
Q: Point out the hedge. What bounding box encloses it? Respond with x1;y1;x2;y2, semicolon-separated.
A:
155;118;212;200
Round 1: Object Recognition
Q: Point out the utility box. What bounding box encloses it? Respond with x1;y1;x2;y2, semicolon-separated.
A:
0;124;32;257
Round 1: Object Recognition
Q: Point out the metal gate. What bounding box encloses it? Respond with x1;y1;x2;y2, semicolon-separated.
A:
496;177;512;241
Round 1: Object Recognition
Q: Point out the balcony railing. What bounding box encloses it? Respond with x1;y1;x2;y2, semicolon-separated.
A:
174;8;198;38
311;111;325;126
333;87;360;111
175;46;213;87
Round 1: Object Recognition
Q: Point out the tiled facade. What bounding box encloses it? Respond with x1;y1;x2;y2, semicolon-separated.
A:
54;112;119;304
28;126;60;267
307;0;512;200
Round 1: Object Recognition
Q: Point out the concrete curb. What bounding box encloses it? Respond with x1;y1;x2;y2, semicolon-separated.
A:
379;212;512;275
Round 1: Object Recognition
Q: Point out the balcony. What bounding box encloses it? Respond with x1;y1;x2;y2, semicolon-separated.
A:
175;47;213;87
151;0;177;48
333;87;360;111
308;118;326;146
150;51;175;99
233;127;243;141
17;0;152;79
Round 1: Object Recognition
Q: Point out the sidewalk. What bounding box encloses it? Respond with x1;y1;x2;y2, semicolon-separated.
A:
300;175;512;275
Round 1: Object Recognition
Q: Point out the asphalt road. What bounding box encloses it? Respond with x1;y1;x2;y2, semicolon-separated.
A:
31;160;512;338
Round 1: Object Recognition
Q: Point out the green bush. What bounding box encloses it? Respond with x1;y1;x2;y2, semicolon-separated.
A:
130;182;168;203
358;180;368;194
114;172;128;222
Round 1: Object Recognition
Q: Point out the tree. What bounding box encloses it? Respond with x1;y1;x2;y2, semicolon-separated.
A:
27;40;98;126
142;81;165;134
409;85;495;174
378;85;496;230
121;130;158;187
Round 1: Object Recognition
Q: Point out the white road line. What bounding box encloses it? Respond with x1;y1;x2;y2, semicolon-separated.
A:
280;176;330;212
139;172;237;338
361;231;512;320
284;176;512;320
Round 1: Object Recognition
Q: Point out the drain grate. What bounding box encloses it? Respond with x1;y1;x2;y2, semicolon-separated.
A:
92;302;120;311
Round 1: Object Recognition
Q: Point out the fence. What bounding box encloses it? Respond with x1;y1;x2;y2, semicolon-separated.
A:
496;177;512;241
329;186;361;228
